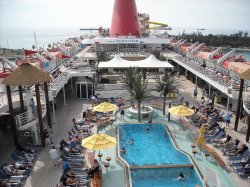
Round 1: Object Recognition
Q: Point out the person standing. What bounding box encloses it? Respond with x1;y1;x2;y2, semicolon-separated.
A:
49;146;59;167
120;105;125;120
194;87;198;99
31;98;35;113
210;92;216;105
225;112;231;128
48;127;54;145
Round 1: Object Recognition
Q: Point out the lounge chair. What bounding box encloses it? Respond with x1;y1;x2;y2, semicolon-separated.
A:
231;158;250;169
0;168;25;184
228;150;250;164
206;131;225;143
235;165;250;176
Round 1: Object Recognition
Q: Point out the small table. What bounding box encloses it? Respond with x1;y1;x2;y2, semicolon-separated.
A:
104;162;109;171
97;153;103;161
106;156;111;164
191;144;196;151
192;149;198;157
205;152;210;160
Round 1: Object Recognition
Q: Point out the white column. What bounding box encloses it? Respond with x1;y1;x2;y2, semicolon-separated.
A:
79;84;82;99
63;85;66;106
195;75;198;87
208;84;211;97
52;97;56;124
227;96;230;111
32;124;38;144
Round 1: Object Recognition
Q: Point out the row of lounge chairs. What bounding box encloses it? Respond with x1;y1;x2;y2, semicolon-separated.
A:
57;110;96;187
206;130;250;177
0;143;42;186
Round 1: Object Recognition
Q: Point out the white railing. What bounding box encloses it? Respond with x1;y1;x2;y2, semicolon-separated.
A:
239;115;248;133
0;91;20;108
15;104;46;128
243;95;250;114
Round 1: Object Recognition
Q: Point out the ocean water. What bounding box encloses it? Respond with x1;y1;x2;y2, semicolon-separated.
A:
0;28;92;50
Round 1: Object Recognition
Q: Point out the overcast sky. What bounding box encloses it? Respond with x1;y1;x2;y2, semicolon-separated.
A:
0;0;250;31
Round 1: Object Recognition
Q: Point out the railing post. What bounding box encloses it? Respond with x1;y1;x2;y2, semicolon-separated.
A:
6;85;19;146
44;82;52;128
234;79;244;131
35;84;45;147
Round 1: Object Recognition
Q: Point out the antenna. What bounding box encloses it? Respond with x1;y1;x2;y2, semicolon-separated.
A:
33;31;39;51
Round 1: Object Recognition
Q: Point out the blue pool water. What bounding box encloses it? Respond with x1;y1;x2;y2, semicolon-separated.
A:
131;167;203;187
119;124;190;166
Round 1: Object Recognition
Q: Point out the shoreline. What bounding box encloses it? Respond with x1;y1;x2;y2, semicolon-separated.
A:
232;48;250;52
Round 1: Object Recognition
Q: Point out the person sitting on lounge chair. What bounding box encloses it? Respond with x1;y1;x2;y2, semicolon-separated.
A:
226;144;248;157
88;159;100;178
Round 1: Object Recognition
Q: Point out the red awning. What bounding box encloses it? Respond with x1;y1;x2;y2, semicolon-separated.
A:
62;55;70;59
24;50;37;56
0;72;10;78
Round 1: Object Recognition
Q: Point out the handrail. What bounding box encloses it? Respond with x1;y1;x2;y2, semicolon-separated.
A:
15;104;46;128
243;95;250;114
0;91;20;108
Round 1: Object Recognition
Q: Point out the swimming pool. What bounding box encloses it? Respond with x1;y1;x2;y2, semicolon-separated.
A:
131;167;203;187
119;124;190;166
118;124;203;187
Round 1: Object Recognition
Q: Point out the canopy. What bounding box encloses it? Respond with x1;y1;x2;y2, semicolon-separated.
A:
93;102;117;112
98;54;174;69
2;62;51;85
239;68;250;80
81;133;116;150
168;105;194;117
228;62;250;74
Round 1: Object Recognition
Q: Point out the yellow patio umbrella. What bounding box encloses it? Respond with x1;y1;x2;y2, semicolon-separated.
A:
197;125;205;145
93;102;117;113
168;105;194;117
81;133;116;150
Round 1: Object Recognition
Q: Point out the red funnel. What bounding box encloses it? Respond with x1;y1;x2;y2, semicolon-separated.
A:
110;0;141;37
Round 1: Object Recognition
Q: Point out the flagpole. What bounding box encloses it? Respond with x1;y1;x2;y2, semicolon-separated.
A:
33;31;39;51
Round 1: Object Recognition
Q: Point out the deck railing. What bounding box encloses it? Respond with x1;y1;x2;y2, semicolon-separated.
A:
15;104;46;128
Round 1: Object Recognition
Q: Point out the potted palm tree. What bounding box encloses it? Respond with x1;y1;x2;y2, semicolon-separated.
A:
155;72;177;115
124;68;152;122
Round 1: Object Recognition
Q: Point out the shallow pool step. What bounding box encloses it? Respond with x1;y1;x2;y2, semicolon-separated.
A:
130;164;193;169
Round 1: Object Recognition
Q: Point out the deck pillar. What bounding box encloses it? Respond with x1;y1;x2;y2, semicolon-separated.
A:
44;82;52;128
35;84;45;147
6;85;19;147
234;79;244;131
246;114;250;142
18;85;25;113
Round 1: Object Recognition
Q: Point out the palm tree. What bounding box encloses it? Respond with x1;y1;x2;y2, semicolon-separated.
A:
122;67;137;106
124;69;152;122
96;51;110;83
155;72;177;115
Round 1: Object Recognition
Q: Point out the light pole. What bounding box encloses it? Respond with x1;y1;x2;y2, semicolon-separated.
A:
166;92;177;122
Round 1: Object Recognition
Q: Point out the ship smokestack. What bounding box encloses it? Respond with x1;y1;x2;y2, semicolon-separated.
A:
110;0;141;37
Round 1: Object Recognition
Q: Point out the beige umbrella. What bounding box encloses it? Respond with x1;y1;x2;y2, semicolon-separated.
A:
93;102;117;112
